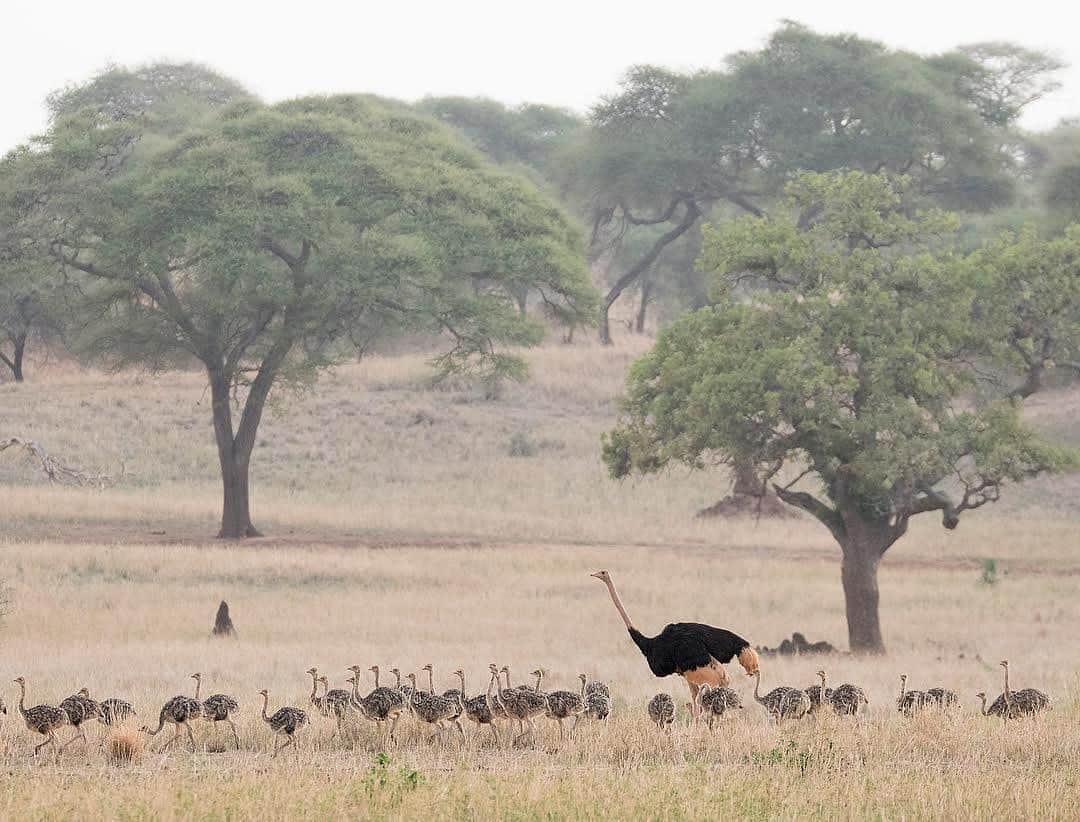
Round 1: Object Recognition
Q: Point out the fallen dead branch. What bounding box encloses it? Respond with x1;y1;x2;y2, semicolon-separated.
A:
0;436;124;488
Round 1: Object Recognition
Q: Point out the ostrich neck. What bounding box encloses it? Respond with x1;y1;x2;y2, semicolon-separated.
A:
979;696;989;716
372;669;380;689
193;679;201;700
260;693;270;721
603;579;635;630
17;681;26;714
579;678;587;699
458;672;466;693
898;680;906;702
819;673;827;690
427;669;435;694
534;672;543;692
309;677;318;701
503;668;513;688
753;671;762;703
1003;666;1011;698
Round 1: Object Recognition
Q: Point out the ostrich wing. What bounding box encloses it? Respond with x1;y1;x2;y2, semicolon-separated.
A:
636;623;752;677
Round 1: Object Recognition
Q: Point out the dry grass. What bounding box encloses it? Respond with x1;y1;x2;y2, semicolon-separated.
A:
105;726;144;764
0;341;1078;819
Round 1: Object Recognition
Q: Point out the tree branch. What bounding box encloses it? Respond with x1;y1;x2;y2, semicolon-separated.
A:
772;483;846;543
0;437;124;488
601;200;701;313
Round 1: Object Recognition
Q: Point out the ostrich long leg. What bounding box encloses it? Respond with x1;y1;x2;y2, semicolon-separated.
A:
227;719;240;749
34;731;56;755
60;727;86;752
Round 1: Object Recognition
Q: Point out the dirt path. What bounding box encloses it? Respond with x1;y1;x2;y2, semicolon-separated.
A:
6;518;1079;578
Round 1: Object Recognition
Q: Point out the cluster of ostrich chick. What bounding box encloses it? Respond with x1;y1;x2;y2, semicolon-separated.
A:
3;571;1052;759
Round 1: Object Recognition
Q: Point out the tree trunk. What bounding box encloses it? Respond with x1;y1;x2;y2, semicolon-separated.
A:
840;531;886;654
634;281;652;334
599;297;615;345
12;333;25;382
209;372;261;539
1;332;27;382
598;199;701;345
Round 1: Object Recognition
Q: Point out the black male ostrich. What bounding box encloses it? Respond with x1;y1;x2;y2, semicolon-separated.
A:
591;570;759;716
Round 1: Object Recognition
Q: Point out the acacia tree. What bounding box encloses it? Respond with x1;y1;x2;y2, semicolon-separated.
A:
16;93;594;538
0;207;55;382
603;172;1070;653
1;64;254;383
574;23;1024;346
975;225;1080;396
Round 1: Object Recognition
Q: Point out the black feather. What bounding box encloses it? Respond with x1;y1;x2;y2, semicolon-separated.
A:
629;623;751;678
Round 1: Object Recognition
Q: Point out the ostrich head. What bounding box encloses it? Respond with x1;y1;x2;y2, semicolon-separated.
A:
306;667;318;678
191;672;201;682
369;665;380;674
13;677;24;686
590;570;611;583
999;660;1009;669
257;689;269;697
347;665;362;674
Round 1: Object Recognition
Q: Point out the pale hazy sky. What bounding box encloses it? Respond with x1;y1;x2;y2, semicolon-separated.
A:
5;0;1079;153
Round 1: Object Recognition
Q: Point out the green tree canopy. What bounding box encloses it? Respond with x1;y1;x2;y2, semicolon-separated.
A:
10;80;595;537
573;22;1032;343
416;96;582;182
603;171;1072;653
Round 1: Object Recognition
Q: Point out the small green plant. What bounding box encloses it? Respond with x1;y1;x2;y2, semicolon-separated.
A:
363;753;423;803
980;558;999;586
746;740;822;776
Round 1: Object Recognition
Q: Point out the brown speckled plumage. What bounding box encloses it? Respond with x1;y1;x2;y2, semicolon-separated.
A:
647;693;675;729
498;666;548;744
259;689;307;757
192;673;240;748
828;683;868;716
141;695;201;750
698;684;742;729
543;674;587;741
753;671;810;722
99;698;136;726
925;687;959;707
14;677;68;755
897;675;927;717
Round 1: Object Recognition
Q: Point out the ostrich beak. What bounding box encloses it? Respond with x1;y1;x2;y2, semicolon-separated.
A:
590;571;605;579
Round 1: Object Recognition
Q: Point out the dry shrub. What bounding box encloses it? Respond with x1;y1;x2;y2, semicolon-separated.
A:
107;728;144;764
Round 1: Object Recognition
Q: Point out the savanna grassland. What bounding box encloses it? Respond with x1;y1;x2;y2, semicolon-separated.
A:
0;342;1078;821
